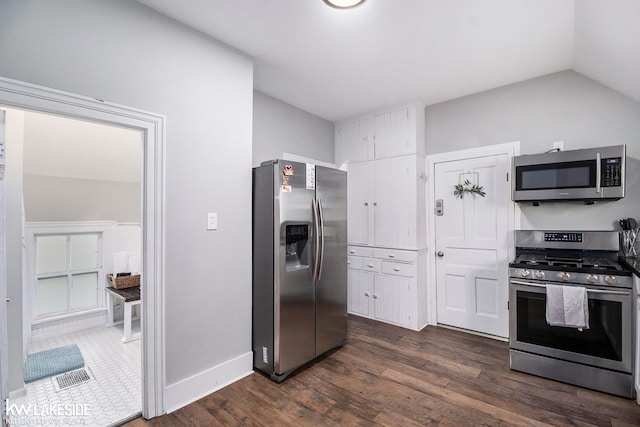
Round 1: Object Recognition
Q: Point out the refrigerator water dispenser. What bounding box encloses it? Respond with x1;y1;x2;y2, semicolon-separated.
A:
284;224;309;271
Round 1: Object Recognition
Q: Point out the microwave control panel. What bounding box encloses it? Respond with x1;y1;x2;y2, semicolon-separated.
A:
602;157;622;187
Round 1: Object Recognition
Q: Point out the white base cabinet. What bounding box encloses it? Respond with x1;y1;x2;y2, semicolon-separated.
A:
347;246;427;330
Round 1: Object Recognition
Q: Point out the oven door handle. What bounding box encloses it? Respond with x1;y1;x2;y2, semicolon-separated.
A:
509;280;630;296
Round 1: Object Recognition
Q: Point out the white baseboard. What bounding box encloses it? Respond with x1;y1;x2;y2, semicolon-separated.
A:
164;351;253;414
9;388;26;400
30;311;107;342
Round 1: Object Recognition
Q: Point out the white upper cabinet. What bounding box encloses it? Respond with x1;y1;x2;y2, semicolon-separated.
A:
347;161;370;245
335;102;425;165
347;155;426;250
373;156;417;249
335;117;372;164
373;108;410;159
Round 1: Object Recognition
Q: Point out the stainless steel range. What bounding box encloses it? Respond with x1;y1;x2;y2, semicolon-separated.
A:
509;230;636;398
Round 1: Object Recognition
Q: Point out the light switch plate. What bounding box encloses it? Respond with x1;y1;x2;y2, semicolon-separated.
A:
207;213;218;230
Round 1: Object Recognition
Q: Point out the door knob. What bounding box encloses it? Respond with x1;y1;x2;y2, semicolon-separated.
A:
436;251;444;258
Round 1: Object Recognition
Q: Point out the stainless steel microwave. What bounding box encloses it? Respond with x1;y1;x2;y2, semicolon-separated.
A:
512;145;625;203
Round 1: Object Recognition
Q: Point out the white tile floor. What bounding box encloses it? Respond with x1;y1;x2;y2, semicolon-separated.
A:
11;322;141;427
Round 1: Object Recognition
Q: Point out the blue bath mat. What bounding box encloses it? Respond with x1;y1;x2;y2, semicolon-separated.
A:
24;344;85;383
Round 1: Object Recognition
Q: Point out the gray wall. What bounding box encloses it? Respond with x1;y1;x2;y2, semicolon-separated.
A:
23;175;141;223
253;91;335;167
426;70;640;230
0;0;253;389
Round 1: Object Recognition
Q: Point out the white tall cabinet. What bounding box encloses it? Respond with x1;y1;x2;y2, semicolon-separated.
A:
337;102;428;331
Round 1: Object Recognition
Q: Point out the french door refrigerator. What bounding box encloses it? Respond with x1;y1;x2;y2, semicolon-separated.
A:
252;159;347;381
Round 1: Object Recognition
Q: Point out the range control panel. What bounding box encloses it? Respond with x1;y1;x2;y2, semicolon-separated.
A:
544;232;583;243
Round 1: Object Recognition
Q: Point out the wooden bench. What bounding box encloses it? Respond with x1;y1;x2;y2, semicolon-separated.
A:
105;286;141;343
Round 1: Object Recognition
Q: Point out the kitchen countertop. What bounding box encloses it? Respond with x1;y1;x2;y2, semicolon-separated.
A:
620;258;640;295
621;257;640;278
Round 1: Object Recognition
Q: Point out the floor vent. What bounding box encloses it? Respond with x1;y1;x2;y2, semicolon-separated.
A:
52;367;94;391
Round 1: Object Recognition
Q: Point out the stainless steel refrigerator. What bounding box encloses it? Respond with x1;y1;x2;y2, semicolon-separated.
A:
252;159;347;381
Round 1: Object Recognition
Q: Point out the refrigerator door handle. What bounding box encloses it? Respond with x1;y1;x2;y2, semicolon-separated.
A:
311;198;320;282
317;199;325;281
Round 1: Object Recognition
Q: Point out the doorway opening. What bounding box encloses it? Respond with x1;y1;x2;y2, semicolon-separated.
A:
13;109;143;425
0;77;165;423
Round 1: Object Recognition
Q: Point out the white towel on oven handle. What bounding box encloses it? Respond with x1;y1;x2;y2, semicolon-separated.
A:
545;284;589;330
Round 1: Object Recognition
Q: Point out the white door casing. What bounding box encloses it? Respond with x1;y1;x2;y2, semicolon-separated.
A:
0;109;8;422
0;77;165;418
427;142;520;338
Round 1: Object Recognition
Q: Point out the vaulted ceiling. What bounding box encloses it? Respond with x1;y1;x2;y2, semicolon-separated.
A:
139;0;639;122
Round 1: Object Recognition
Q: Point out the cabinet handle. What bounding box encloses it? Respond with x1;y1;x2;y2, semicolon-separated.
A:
393;267;400;272
364;202;369;206
373;294;378;299
388;254;395;258
373;202;378;206
349;250;356;254
364;292;370;297
368;264;374;268
347;261;351;265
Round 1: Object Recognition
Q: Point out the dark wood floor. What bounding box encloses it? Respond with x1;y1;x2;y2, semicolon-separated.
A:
125;316;640;426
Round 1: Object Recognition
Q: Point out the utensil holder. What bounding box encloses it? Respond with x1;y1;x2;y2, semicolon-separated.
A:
622;229;639;258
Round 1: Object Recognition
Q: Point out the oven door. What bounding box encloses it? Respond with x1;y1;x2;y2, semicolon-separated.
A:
509;279;633;373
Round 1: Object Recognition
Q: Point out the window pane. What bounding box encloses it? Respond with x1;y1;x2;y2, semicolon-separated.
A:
37;276;68;315
71;273;98;309
71;234;99;270
36;236;67;274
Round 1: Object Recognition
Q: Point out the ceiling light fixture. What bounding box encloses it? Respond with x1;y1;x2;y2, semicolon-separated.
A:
323;0;366;9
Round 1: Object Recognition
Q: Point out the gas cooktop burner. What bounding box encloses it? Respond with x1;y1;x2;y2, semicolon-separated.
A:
510;230;633;288
512;254;623;271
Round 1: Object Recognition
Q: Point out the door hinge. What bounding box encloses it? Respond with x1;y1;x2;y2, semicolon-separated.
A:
506;172;509;182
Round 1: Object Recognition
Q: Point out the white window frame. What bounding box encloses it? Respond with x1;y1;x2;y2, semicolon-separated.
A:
26;221;116;324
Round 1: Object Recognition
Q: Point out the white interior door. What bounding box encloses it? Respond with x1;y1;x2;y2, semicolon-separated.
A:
434;153;510;337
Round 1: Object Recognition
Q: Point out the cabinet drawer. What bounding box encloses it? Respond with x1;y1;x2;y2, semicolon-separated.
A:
381;261;417;277
363;258;381;273
348;246;373;257
347;256;363;270
372;248;417;263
